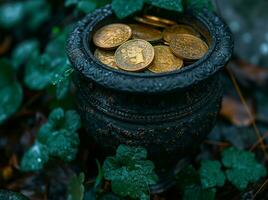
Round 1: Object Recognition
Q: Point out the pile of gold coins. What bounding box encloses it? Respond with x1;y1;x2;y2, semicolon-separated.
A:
92;15;209;73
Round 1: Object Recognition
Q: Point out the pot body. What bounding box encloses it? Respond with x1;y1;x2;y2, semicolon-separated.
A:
67;4;233;192
75;72;222;187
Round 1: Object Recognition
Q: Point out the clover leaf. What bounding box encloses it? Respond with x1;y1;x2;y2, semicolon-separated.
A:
183;186;216;200
12;39;40;70
24;29;69;91
112;0;144;19
0;0;50;30
147;0;184;12
103;145;158;200
176;166;216;200
47;130;80;162
222;147;267;190
0;59;23;124
67;173;85;200
20;142;49;172
185;0;214;11
20;108;81;172
199;160;226;189
65;0;112;14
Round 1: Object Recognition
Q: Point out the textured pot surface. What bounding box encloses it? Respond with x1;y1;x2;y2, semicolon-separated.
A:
67;4;233;192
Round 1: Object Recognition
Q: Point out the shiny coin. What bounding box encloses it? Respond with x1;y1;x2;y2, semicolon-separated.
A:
93;23;132;49
143;15;177;26
134;16;168;28
94;49;118;69
129;24;162;42
170;34;209;60
148;45;183;73
163;24;200;43
115;39;155;72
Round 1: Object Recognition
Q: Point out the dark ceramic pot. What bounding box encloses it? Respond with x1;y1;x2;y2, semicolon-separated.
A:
67;5;233;192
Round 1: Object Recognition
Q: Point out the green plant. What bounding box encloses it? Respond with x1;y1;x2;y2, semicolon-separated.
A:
0;59;23;124
103;145;158;200
20;107;81;171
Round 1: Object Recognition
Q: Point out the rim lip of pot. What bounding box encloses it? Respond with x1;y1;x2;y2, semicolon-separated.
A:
67;4;234;94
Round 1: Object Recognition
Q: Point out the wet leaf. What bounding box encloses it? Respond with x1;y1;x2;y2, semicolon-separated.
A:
12;39;40;70
103;145;158;200
0;190;29;200
112;0;144;19
228;60;268;90
0;0;50;30
176;166;216;200
0;2;25;29
222;147;267;190
220;96;255;127
47;130;80;162
67;173;85;200
0;59;23;124
20;142;49;172
147;0;184;12
185;0;214;11
199;160;226;189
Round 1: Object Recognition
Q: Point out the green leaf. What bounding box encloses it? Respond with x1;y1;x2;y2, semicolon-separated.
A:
183;186;216;200
65;0;79;6
12;39;40;70
0;59;23;124
199;160;226;189
147;0;183;12
24;51;55;90
222;147;267;190
176;165;200;189
103;145;158;200
0;2;25;29
95;160;104;188
176;166;216;200
24;29;70;91
84;188;97;200
46;130;80;161
112;0;144;19
185;0;214;11
0;190;29;200
37;108;80;161
20;142;49;172
77;0;98;13
67;173;85;200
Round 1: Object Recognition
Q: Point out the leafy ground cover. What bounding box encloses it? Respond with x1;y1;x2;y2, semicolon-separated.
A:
0;0;268;199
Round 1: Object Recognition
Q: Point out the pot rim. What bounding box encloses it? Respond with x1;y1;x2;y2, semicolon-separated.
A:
67;4;233;94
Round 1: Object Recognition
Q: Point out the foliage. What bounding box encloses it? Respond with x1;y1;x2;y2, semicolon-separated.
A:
0;0;50;30
103;145;158;200
222;147;267;190
111;0;213;18
0;59;23;124
67;173;85;200
65;0;112;14
176;166;216;200
199;160;226;189
20;108;81;172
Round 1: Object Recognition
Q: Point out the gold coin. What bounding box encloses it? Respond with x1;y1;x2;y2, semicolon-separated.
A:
129;24;162;42
115;39;155;72
143;15;177;26
134;16;168;28
148;45;183;73
163;24;200;43
94;49;118;69
93;23;132;49
170;34;209;60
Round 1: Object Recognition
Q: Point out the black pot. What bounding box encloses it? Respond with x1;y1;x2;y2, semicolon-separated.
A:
67;5;233;192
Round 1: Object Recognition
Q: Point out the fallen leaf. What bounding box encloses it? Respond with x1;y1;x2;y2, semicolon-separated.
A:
220;95;255;126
